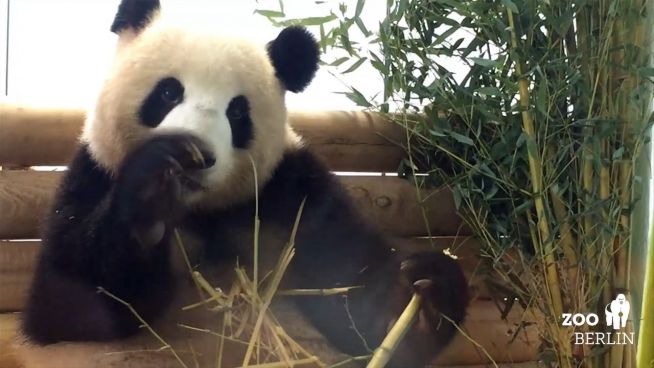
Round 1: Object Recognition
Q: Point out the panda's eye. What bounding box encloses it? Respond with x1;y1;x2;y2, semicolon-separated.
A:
226;95;253;149
226;96;249;121
139;77;185;127
229;108;244;120
159;79;184;104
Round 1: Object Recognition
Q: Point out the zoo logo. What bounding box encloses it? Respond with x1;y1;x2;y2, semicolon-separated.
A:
605;293;630;330
561;294;634;345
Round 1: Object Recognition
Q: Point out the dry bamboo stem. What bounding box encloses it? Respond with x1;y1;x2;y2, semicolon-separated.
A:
366;293;422;368
98;287;189;368
247;154;261;294
241;199;306;367
276;287;362;296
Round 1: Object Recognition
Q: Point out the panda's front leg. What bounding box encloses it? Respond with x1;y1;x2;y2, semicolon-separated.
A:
382;252;469;367
22;133;214;344
97;132;216;323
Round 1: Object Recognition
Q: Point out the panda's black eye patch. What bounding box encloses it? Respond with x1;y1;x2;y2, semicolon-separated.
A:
226;95;253;149
139;77;184;127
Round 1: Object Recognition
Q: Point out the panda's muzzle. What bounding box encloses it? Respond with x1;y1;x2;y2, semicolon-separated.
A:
174;138;215;192
181;154;215;192
180;173;208;191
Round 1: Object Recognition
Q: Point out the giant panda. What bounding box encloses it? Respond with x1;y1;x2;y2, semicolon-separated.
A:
17;1;469;367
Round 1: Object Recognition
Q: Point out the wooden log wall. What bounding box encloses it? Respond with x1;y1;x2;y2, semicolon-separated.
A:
0;104;538;367
0;105;409;172
0;171;463;239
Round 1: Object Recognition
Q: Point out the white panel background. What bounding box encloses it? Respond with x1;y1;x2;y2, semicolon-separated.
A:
0;0;7;96
0;0;389;110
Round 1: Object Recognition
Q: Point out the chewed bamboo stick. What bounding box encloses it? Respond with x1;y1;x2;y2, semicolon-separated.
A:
277;286;362;296
366;293;422;368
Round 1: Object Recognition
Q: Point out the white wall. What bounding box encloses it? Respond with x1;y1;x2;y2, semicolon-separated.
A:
0;0;388;110
0;0;7;95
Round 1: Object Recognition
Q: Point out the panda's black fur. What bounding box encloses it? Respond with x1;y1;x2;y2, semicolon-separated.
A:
21;1;469;366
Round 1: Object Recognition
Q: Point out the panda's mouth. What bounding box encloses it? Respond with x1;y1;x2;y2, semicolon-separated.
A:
180;172;208;192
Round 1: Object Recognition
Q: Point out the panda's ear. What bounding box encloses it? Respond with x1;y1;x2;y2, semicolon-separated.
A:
110;0;160;35
267;26;320;93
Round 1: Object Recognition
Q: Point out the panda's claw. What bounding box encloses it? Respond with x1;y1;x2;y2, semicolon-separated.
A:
412;278;433;291
182;140;215;169
114;133;214;224
384;252;469;366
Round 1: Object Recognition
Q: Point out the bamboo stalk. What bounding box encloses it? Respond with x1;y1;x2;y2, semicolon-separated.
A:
627;2;654;366
637;226;654;367
366;293;422;368
506;9;571;367
549;185;579;296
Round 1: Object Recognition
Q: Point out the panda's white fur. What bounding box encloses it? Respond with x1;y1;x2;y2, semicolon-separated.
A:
83;11;301;208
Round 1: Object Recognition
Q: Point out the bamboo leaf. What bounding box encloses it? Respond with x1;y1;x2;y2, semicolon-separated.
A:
637;67;654;77
453;187;462;210
338;88;372;107
449;131;474;145
341;57;367;73
613;146;625;160
355;17;371;37
470;57;500;68
516;132;526;148
319;24;327;53
433;26;459;45
354;0;365;17
254;9;285;18
279;15;337;27
329;57;349;66
476;86;502;96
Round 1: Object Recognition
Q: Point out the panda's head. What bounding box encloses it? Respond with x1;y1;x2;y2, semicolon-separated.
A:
82;0;319;207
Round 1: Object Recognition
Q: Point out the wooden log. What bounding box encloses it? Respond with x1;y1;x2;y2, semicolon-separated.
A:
0;171;59;239
0;238;538;366
0;313;23;368
0;237;485;312
434;301;540;366
0;105;83;167
290;110;408;172
0;171;466;239
339;176;466;237
0;241;40;312
0;104;408;172
0;302;539;367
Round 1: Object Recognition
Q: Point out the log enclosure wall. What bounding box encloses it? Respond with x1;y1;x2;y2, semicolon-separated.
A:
0;104;539;367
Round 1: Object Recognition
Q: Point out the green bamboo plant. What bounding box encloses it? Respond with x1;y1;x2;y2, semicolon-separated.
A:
259;0;654;366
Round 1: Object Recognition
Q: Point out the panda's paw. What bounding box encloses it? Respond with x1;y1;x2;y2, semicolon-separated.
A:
114;133;215;223
388;252;469;366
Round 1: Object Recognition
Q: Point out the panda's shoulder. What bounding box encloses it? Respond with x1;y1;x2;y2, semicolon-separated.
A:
264;147;340;196
272;147;330;178
58;145;113;204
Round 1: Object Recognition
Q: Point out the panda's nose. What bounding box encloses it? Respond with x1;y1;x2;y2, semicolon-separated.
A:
195;147;216;168
203;153;216;168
